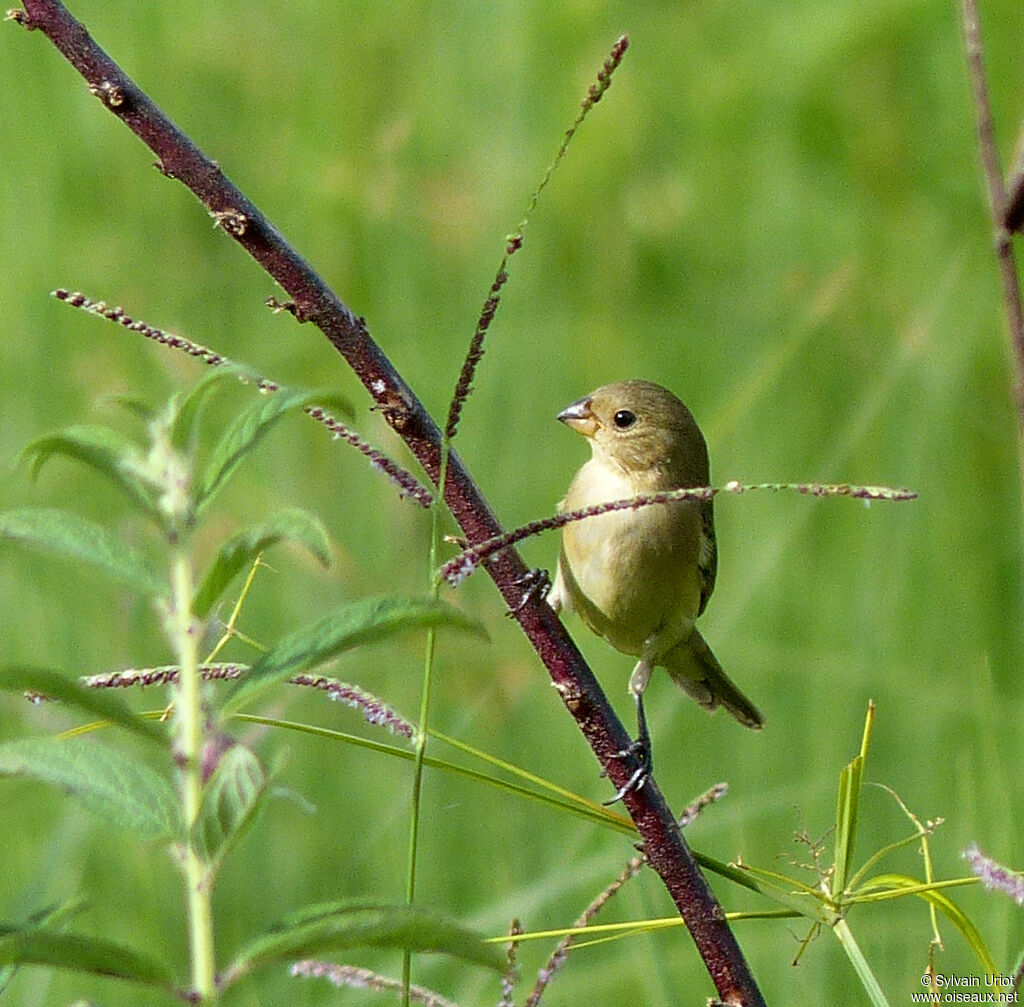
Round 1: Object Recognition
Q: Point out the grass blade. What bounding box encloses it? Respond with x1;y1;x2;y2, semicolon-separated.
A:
834;703;875;895
832;917;892;1007
854;872;996;973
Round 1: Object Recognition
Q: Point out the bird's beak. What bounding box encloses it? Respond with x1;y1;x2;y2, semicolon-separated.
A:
557;396;599;437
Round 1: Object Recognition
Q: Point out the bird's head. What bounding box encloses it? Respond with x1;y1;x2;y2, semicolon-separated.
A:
557;379;709;484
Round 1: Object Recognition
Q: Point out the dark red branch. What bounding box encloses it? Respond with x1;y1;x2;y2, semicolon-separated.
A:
13;3;764;1001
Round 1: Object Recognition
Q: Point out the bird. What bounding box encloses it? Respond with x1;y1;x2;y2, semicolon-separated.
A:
547;380;762;801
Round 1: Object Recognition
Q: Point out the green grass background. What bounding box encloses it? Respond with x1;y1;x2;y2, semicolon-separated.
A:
2;0;1024;1003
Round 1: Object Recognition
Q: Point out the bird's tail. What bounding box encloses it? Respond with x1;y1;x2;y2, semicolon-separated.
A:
664;629;764;729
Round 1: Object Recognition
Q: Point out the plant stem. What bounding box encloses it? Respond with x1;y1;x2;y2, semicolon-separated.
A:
402;448;451;1005
961;0;1024;520
169;550;217;1003
402;626;437;1006
833;918;891;1007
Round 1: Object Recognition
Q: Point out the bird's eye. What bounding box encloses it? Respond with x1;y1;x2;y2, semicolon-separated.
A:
613;409;636;429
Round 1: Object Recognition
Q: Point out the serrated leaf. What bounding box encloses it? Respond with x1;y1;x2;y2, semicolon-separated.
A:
0;927;174;988
0;667;166;747
194;386;325;511
227;900;504;985
19;426;158;521
0;738;181;842
0;509;164;597
193;744;267;866
192;509;331;619
221;597;487;717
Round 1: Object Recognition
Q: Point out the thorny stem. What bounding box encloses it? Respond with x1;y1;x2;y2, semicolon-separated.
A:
14;4;764;1002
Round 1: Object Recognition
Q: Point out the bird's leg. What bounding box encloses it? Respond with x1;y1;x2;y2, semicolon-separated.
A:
603;659;654;805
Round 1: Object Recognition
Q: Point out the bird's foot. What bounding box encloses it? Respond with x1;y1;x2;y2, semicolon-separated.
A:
601;736;652;805
602;691;652;805
506;568;551;616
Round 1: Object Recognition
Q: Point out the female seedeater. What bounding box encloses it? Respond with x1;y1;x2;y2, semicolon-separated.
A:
548;380;762;798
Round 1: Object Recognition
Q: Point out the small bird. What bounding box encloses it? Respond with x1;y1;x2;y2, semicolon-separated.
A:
548;380;762;800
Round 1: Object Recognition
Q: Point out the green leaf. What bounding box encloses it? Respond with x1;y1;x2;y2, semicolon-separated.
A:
192;509;331;618
857;873;997;974
0;667;166;747
724;860;837;924
0;927;174;988
105;394;159;424
225;900;504;986
0;902;83;994
0;900;84;935
19;426;158;521
0;509;164;597
221;597;487;717
833;752;863;896
193;744;267;867
834;706;873;897
169;364;252;452
0;738;181;842
194;386;324;511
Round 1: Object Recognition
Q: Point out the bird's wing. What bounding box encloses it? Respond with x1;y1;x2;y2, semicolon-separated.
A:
696;499;717;615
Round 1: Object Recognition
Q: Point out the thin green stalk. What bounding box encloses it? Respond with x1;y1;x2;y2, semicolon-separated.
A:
402;444;452;1005
833;918;891;1007
170;549;217;1004
402;625;437;1003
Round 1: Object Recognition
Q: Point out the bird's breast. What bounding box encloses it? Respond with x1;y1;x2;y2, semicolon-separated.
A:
559;460;703;657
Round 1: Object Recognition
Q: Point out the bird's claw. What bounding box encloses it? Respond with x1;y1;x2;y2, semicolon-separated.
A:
601;737;652;805
507;568;552;616
602;691;652;805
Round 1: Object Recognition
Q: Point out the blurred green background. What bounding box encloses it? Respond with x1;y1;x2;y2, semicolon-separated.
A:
3;0;1024;1003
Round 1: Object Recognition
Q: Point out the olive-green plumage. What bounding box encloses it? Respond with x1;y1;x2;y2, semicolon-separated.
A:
548;380;763;729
